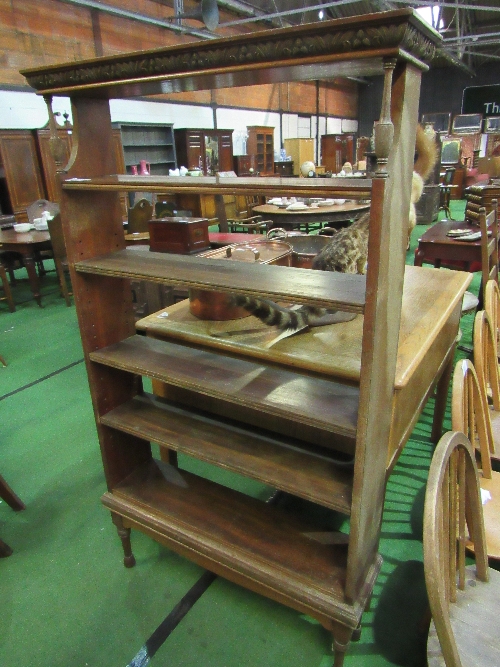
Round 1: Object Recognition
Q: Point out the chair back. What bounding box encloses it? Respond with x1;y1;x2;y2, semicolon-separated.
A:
473;309;500;417
442;168;455;186
423;431;489;667
127;198;153;234
47;214;67;261
451;357;493;479
479;201;498;297
484;278;500;351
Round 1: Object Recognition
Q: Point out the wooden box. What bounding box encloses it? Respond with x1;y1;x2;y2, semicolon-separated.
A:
148;217;210;254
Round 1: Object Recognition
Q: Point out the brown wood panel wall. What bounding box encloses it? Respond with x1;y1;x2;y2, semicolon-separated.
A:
1;0;357;118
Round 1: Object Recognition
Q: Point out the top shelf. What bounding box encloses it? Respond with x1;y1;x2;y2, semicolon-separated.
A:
62;174;373;197
21;10;440;98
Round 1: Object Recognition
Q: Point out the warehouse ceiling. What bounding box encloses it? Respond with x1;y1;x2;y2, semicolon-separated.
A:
65;1;500;74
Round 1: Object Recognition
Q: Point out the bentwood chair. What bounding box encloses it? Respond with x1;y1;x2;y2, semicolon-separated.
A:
451;357;500;561
424;431;500;667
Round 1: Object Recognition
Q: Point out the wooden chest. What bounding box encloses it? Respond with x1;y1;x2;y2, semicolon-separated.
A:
148;217;210;254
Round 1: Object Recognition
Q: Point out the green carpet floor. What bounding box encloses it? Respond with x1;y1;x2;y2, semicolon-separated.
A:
0;204;490;667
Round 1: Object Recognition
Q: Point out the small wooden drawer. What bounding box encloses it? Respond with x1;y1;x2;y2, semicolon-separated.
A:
149;217;210;254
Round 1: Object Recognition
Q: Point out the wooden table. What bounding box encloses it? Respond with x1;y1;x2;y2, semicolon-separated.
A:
0;229;51;306
252;201;370;231
137;265;471;472
414;219;484;270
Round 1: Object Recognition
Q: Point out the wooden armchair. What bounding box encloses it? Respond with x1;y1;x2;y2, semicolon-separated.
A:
424;431;500;667
451;357;500;561
47;213;72;307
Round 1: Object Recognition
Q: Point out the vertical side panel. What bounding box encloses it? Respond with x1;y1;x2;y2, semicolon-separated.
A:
346;63;422;601
60;97;151;489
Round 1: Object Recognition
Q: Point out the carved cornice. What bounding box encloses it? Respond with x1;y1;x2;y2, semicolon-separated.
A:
22;11;439;94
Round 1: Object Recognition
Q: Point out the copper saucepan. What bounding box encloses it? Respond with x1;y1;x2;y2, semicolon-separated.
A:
189;240;292;320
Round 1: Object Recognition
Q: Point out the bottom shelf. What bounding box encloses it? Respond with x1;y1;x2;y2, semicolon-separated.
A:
103;459;380;627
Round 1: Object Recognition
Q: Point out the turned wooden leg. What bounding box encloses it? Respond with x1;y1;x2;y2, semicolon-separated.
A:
0;538;13;558
111;513;136;568
330;624;353;667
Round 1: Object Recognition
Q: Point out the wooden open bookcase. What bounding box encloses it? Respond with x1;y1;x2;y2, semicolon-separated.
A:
22;11;462;665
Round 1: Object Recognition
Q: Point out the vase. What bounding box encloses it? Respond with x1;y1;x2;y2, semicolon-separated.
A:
139;160;150;176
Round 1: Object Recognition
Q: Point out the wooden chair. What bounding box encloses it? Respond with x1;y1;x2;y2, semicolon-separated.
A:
0;473;26;557
484;278;500;359
473;309;500;465
226;215;269;233
424;431;500;667
127;198;153;235
437;167;456;220
451;357;500;560
478;201;498;302
0;263;15;312
47;213;72;307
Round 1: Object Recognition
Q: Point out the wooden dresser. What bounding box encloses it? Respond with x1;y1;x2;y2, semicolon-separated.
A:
22;11;451;666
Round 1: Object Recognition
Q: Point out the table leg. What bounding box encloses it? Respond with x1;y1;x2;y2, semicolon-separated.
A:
20;250;43;307
431;350;455;443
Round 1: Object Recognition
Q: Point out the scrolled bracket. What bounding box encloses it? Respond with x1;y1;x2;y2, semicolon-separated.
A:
373;58;396;178
43;94;67;174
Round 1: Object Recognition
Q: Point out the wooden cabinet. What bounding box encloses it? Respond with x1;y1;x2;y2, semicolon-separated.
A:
174;129;233;175
274;161;294;176
247;126;275;176
283;138;314;175
23;12;450;665
0;130;45;221
115;123;177;176
321;134;356;173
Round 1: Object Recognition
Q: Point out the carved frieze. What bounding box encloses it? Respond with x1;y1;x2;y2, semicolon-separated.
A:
23;12;437;93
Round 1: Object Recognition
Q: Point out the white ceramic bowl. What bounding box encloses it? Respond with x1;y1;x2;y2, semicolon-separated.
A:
13;223;31;233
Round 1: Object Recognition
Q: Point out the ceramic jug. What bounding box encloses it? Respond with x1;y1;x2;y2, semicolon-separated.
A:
130;165;138;175
139;160;150;175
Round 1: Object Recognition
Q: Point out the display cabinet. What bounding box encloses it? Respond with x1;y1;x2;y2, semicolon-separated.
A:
321;134;356;173
283;137;314;175
23;11;454;666
247;126;275;176
174;129;233;175
0;130;46;221
115;123;177;176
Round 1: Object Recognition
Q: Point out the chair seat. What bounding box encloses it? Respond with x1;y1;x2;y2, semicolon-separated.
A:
427;565;500;667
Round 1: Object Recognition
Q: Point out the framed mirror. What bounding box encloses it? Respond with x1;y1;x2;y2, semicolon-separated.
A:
485;116;500;133
421;112;451;134
451;113;482;135
441;138;462;165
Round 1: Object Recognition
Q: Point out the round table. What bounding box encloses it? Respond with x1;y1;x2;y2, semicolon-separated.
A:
252;201;370;231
